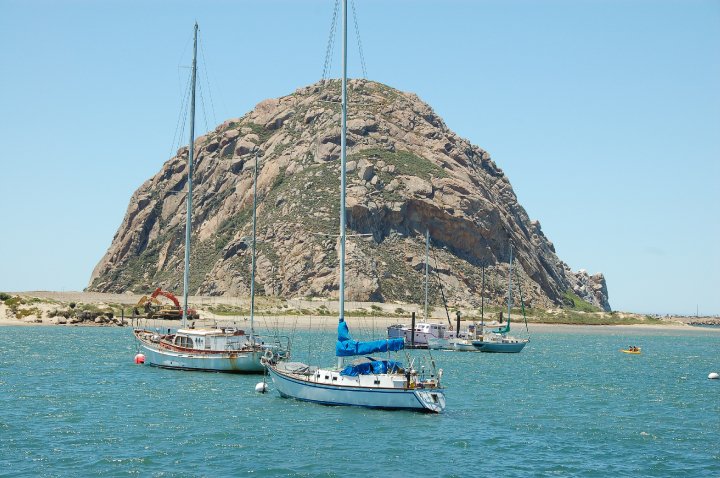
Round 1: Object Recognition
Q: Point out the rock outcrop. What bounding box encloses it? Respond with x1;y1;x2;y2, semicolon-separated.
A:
88;80;610;311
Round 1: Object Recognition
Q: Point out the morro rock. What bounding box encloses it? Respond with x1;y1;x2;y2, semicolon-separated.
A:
88;80;610;311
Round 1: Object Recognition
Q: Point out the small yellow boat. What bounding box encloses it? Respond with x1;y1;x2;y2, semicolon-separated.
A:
621;347;641;354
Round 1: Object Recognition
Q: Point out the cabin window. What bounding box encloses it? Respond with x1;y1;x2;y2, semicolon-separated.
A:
332;376;338;381
175;336;194;348
325;375;330;380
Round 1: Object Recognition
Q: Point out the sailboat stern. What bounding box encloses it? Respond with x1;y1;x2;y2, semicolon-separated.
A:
413;389;446;413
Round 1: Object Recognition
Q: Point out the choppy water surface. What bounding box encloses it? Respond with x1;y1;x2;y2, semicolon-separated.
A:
1;326;718;477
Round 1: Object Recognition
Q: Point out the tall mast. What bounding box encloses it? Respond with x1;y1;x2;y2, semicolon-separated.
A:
507;244;513;325
339;0;347;320
250;150;259;339
182;22;198;328
480;265;485;325
424;229;430;322
337;0;348;368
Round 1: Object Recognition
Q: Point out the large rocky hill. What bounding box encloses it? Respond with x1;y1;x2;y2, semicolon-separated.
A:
88;80;610;312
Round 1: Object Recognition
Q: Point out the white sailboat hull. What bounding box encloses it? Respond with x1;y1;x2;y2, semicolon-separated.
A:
427;337;449;350
266;364;445;413
428;337;478;352
451;340;477;352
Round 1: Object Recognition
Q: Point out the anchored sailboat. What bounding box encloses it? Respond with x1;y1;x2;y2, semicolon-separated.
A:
392;229;456;349
472;244;529;353
133;24;284;373
263;1;445;412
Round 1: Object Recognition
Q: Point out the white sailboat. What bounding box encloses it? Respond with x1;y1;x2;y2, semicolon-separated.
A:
133;24;283;373
394;230;456;349
428;265;490;352
263;1;445;412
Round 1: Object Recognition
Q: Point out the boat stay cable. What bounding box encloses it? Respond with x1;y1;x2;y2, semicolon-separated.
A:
514;267;530;335
170;72;193;160
350;0;368;79
321;0;341;81
198;35;219;128
429;243;453;329
169;28;197;159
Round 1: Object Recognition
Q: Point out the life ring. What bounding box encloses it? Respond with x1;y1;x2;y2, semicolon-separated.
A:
263;348;275;362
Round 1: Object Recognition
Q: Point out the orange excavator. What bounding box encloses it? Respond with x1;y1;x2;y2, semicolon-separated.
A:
135;288;199;320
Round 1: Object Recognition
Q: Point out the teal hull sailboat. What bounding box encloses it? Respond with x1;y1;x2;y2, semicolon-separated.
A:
472;244;529;353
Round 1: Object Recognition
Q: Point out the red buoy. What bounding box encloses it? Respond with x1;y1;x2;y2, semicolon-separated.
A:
134;353;145;364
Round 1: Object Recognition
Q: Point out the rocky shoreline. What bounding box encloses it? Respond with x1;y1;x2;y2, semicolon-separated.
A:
686;319;720;326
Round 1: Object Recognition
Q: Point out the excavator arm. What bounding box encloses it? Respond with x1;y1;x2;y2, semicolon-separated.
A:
150;288;181;308
135;295;161;308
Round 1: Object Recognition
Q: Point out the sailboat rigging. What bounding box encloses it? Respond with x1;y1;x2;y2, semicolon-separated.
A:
388;230;456;349
471;244;529;353
133;23;286;373
263;0;445;412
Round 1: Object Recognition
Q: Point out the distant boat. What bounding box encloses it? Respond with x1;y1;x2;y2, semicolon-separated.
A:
263;1;445;413
620;347;641;355
393;321;455;349
472;244;529;353
428;325;481;351
390;229;456;349
428;266;488;352
133;23;285;373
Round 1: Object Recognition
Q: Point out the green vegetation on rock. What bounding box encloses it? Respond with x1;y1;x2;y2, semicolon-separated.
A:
350;148;448;181
562;290;601;312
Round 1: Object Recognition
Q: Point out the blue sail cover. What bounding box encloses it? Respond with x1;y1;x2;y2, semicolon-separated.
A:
340;359;403;377
335;319;405;357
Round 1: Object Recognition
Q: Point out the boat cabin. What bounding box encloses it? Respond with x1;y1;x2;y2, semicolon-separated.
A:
387;322;456;345
167;327;253;351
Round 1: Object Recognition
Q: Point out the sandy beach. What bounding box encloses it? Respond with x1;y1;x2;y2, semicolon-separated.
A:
1;291;718;334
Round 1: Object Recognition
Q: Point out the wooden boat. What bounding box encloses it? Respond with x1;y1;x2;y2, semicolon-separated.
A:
621;348;642;354
133;23;286;373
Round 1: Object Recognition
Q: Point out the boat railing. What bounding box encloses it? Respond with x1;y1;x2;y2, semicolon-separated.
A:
259;334;292;358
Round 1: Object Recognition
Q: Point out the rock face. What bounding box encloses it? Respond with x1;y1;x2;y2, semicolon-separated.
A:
88;80;611;311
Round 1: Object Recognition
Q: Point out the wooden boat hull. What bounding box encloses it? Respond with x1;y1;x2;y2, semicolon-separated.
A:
134;330;265;373
620;349;641;354
266;364;445;413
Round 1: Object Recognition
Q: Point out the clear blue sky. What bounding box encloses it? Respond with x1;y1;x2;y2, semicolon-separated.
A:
1;0;718;315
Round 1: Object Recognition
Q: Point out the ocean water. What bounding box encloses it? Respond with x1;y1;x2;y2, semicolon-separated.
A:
1;326;718;477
